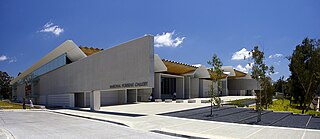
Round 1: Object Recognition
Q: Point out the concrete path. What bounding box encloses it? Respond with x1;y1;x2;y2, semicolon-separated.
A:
0;110;180;139
49;103;320;139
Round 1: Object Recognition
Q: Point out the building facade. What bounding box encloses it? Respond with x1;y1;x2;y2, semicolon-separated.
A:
11;35;258;108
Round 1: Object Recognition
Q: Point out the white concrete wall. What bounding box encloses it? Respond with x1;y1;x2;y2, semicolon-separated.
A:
190;78;199;98
85;92;90;107
47;94;74;107
100;90;119;106
38;95;46;105
37;36;154;107
199;79;212;97
184;76;191;99
228;79;260;90
16;84;25;102
118;90;127;104
153;73;161;99
137;88;152;101
176;77;184;98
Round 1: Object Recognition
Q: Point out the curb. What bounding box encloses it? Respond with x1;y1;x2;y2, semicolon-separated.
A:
49;111;129;127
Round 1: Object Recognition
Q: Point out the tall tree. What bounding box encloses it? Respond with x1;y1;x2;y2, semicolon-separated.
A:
207;54;223;116
288;38;320;113
250;46;274;122
0;71;13;99
273;76;286;103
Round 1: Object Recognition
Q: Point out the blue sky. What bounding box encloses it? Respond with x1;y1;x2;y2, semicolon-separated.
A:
0;0;319;80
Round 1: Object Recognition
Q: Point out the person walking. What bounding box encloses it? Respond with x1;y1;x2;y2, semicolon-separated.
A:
22;98;26;109
29;99;34;109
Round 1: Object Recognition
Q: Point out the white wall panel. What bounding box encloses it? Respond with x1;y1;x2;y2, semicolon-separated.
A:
39;36;154;97
47;94;74;107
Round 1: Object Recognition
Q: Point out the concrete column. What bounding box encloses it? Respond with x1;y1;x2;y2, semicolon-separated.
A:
176;77;184;99
90;90;100;111
118;89;127;104
69;94;75;108
184;76;191;99
190;78;199;98
135;89;138;102
83;92;87;107
154;73;161;99
226;77;229;96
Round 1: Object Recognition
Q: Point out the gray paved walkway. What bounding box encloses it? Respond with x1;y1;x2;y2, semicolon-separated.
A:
46;103;320;139
0;110;180;139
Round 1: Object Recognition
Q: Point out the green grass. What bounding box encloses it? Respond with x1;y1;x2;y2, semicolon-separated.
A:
250;99;320;116
227;98;256;107
0;100;30;109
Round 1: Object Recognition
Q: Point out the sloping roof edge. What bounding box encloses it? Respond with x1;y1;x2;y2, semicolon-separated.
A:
11;40;86;84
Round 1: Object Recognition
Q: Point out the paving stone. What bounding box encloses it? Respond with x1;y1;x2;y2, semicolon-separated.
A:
272;114;311;128
242;111;291;125
213;109;258;123
182;107;246;121
306;116;320;130
161;105;320;130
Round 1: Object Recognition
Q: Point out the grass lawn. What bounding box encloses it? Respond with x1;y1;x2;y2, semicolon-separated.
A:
0;100;30;109
250;99;320;116
227;98;256;107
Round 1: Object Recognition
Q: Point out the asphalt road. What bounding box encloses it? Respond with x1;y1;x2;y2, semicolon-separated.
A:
0;110;180;139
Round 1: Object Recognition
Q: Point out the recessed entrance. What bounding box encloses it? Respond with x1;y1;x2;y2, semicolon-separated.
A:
74;93;85;107
161;77;176;99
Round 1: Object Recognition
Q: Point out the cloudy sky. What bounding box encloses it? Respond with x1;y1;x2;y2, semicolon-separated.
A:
0;0;319;80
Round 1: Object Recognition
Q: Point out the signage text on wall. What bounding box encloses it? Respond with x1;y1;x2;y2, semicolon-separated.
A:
110;81;148;89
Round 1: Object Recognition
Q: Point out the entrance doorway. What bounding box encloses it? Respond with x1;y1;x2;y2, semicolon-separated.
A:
74;93;85;107
161;77;176;99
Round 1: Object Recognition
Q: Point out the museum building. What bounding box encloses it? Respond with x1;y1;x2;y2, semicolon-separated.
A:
11;35;257;108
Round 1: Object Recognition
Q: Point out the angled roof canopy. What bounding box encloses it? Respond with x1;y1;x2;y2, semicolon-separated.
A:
162;59;197;75
79;47;103;56
11;40;86;84
232;69;247;78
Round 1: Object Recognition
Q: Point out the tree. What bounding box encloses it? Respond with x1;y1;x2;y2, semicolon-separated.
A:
288;38;320;113
207;54;223;116
273;76;286;103
0;71;13;99
274;76;285;93
249;46;274;122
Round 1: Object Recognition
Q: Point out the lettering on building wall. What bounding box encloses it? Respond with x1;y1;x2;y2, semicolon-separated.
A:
110;81;148;88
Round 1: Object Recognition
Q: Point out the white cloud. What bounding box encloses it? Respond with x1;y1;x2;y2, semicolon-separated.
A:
0;55;8;61
8;57;17;63
192;64;202;67
154;31;185;48
273;60;281;65
273;72;279;75
0;55;16;63
245;62;253;70
40;22;64;36
231;48;252;60
236;65;247;73
268;53;283;59
235;63;253;73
